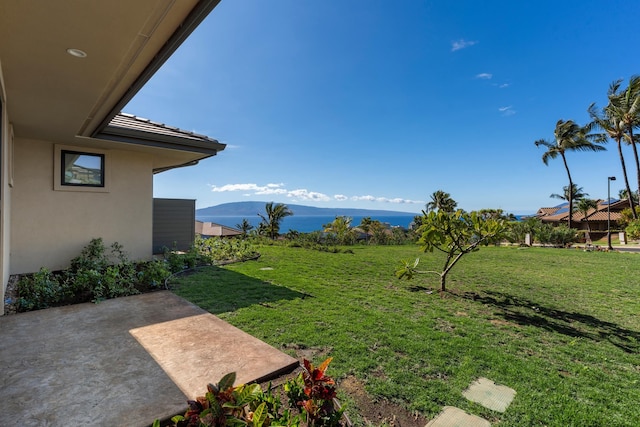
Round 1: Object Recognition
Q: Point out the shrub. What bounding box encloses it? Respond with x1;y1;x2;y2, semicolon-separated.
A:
139;258;172;288
16;268;67;311
625;219;640;240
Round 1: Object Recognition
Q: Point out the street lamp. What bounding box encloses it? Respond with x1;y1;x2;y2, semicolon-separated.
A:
608;176;616;250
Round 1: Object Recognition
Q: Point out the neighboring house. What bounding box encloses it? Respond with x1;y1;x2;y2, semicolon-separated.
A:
536;199;628;234
195;221;243;238
0;0;224;314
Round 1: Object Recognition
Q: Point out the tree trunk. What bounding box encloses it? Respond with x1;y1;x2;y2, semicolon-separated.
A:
616;138;637;218
439;274;446;292
561;153;573;229
629;127;640;203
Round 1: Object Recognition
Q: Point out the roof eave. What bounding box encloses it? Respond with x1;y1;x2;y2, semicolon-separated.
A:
89;0;222;139
96;125;226;155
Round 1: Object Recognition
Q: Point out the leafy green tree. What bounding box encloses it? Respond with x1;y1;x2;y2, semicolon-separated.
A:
236;218;254;238
258;202;293;240
590;91;637;218
576;198;598;234
396;210;507;292
477;208;515;221
425;190;457;213
535;120;605;229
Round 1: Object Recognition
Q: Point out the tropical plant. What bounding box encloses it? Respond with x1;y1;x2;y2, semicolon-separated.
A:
323;216;355;245
625;219;640;240
505;217;541;246
169;372;266;427
284;357;344;427
535;119;606;228
236;219;255;238
550;184;588;204
618;189;639;204
589;88;637;218
425;190;457;213
258;202;294;240
576;198;598;235
607;76;640;200
396;209;507;291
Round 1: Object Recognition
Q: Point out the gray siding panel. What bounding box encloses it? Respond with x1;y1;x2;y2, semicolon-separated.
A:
153;199;195;253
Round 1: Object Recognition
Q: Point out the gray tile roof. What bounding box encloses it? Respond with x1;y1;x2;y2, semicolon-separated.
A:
110;113;219;144
95;112;225;156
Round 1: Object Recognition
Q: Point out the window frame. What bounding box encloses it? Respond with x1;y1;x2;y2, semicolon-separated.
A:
54;145;110;193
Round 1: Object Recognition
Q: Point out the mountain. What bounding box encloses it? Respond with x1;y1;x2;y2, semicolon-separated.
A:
196;201;419;217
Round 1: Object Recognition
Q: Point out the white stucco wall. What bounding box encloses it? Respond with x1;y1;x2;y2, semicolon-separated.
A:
0;60;11;315
10;138;153;274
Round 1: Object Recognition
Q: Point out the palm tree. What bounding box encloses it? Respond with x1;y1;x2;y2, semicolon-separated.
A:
619;189;639;204
550;184;588;204
589;86;637;218
576;198;598;235
323;216;354;244
235;218;254;238
608;76;640;199
535;119;606;229
426;190;457;213
257;202;293;239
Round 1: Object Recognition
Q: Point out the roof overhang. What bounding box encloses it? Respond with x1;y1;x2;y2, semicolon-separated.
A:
0;0;222;164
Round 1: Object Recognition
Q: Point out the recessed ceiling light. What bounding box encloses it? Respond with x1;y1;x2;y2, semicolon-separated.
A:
66;48;87;58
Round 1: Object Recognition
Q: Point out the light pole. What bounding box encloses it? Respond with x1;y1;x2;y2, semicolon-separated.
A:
607;176;616;250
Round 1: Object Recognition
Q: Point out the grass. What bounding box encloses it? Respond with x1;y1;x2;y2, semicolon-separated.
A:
171;244;640;426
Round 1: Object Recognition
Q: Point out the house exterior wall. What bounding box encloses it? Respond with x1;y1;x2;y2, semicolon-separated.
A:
0;62;11;315
10;138;153;274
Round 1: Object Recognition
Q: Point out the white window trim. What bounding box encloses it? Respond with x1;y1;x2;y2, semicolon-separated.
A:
54;144;111;193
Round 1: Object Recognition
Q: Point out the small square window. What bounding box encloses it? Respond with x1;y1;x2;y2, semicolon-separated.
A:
61;150;105;187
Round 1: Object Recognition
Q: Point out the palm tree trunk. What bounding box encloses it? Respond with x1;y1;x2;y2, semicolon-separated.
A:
616;137;637;218
561;153;573;229
629;127;640;205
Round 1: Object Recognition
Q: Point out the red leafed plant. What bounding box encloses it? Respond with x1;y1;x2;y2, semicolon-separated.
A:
285;357;345;427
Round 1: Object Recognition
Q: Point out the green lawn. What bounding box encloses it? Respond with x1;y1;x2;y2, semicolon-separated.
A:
171;244;640;426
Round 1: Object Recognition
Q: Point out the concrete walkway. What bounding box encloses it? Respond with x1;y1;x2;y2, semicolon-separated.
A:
0;291;298;426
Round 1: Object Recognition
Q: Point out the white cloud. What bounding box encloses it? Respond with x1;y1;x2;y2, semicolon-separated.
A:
498;83;510;88
352;195;377;202
287;189;331;201
499;106;516;116
211;183;423;205
451;39;478;52
475;73;492;80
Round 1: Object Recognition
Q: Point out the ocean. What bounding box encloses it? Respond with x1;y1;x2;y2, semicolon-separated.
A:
195;215;418;233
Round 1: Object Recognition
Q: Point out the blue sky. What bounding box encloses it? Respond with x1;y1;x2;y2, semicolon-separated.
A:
125;1;640;214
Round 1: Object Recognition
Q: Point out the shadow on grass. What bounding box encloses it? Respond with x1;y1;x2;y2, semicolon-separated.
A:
460;290;640;353
170;266;308;315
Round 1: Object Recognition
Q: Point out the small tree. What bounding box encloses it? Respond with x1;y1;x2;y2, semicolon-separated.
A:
236;218;254;238
258;202;293;240
396;210;507;291
576;198;598;235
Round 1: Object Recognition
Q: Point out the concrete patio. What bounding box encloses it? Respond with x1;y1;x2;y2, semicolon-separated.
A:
0;291;299;426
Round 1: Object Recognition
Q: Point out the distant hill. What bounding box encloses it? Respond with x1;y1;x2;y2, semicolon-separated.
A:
196;201;419;217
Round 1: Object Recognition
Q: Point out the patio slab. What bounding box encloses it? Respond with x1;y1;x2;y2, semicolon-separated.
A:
462;377;516;412
0;291;298;426
425;406;491;427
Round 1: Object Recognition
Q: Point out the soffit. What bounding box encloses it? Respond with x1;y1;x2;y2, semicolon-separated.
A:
0;0;210;143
